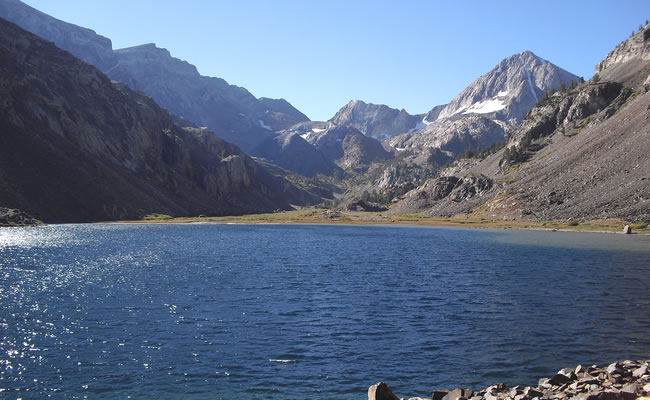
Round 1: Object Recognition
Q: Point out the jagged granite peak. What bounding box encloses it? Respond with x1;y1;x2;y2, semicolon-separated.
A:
329;99;426;140
0;18;318;222
596;22;650;88
258;97;310;122
0;0;116;69
435;50;580;125
0;0;309;152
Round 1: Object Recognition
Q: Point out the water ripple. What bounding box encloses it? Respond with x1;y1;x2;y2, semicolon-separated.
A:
0;224;649;399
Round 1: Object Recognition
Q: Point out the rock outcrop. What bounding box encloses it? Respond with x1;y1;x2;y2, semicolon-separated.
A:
0;18;317;223
371;360;650;400
0;207;42;226
390;174;495;216
596;22;650;88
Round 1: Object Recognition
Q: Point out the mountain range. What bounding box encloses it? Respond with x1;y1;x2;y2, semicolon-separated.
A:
0;0;647;225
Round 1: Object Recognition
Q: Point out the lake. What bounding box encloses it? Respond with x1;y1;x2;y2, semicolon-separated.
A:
1;223;649;399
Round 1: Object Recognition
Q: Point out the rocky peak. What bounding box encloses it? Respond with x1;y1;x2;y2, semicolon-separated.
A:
435;50;579;125
0;0;116;70
113;43;199;77
329;99;424;140
258;97;310;122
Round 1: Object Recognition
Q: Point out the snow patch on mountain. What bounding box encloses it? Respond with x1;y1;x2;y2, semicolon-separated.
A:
259;120;271;130
524;67;539;102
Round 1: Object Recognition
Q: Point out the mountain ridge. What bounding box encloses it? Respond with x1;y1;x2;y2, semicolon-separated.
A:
0;17;318;222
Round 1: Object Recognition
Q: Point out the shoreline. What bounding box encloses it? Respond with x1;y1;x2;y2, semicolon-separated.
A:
370;360;650;400
113;209;650;235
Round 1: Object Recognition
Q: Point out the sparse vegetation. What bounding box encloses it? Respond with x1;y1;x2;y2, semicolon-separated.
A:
575;115;596;129
631;222;648;229
143;213;173;220
566;220;579;226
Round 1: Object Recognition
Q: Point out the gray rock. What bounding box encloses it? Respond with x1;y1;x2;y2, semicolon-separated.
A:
523;387;543;398
620;383;638;394
368;382;400;400
585;391;637;400
548;373;574;386
607;362;621;375
432;390;451;400
442;388;473;400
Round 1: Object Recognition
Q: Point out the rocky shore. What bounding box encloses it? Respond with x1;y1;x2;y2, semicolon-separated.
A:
0;207;42;227
370;360;650;400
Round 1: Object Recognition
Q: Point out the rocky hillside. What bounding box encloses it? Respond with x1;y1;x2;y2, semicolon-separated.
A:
0;0;309;153
329;99;426;140
391;24;650;223
0;18;318;223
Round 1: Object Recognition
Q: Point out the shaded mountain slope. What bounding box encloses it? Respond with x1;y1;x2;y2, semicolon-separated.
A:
249;131;341;178
0;18;317;223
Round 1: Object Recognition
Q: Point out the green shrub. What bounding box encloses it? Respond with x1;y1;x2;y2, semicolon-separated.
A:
566;220;579;226
630;222;648;229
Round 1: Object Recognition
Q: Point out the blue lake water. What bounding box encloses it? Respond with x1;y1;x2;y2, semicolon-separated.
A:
1;223;649;399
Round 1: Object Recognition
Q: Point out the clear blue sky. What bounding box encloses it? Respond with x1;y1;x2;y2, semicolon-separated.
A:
22;0;650;121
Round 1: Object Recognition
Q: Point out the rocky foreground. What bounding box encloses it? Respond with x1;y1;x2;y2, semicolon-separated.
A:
370;360;650;400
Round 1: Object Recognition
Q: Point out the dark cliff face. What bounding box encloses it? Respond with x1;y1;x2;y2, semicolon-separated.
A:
0;18;316;222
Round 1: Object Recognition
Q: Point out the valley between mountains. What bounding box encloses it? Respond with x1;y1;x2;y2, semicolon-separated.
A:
0;0;648;229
